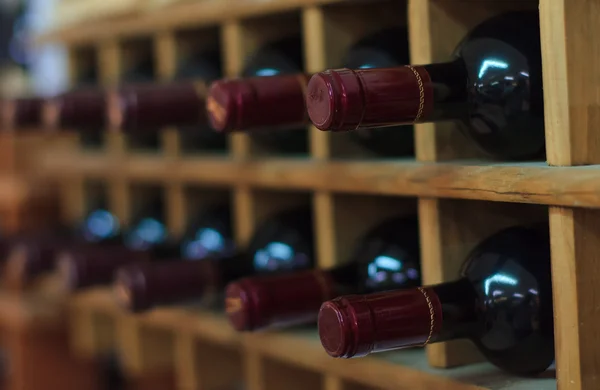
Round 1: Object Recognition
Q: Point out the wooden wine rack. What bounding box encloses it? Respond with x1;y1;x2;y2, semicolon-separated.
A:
35;0;599;389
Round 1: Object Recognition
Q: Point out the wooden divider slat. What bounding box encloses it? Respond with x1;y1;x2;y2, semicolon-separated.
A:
540;1;600;389
410;0;540;369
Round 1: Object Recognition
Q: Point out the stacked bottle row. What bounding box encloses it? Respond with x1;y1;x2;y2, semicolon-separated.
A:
2;186;554;378
2;11;544;159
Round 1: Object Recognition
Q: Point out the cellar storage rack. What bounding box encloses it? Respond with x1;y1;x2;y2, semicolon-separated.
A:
36;0;599;389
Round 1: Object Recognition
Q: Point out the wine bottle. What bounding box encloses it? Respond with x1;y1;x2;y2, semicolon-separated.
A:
2;198;121;288
225;216;420;332
113;205;235;312
106;81;208;131
207;28;413;157
43;88;107;131
318;224;554;376
0;97;44;129
306;11;544;160
114;207;313;312
208;36;307;154
57;197;175;291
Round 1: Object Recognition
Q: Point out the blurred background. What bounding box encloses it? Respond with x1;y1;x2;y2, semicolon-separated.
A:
0;0;67;97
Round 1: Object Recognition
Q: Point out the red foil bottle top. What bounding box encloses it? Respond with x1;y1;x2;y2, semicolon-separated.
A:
107;81;206;131
44;89;107;130
318;287;443;358
225;269;336;332
206;73;310;133
57;245;150;291
1;98;44;129
114;260;221;312
306;67;434;132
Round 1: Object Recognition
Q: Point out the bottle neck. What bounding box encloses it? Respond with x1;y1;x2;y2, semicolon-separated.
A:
429;278;479;343
421;60;469;122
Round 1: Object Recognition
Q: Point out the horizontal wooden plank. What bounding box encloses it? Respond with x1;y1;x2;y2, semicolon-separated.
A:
40;151;600;208
246;329;555;390
37;0;350;46
0;274;67;330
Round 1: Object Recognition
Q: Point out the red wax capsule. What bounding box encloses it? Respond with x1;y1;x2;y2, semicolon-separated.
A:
206;74;310;133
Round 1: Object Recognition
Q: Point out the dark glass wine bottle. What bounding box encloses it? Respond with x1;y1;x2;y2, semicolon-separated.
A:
57;197;176;291
210;36;307;154
43;88;107;132
318;224;554;376
225;216;420;332
113;205;234;312
113;207;313;312
174;45;226;153
2;196;121;288
0;97;44;129
307;11;544;160
207;28;413;157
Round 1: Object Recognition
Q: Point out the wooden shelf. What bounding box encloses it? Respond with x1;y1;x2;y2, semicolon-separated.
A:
37;0;348;45
40;151;600;208
66;288;556;390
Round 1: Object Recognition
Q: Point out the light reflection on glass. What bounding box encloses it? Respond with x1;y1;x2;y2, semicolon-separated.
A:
83;209;120;242
256;68;280;77
182;228;227;260
484;273;518;295
125;217;167;250
478;59;509;79
253;241;307;272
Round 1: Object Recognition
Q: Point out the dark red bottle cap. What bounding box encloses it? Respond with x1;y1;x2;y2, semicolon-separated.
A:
114;260;220;312
306;66;434;132
57;245;150;291
1;97;44;129
306;69;365;132
107;81;206;131
3;238;67;287
318;287;443;358
206;74;310;133
225;269;336;332
44;89;107;130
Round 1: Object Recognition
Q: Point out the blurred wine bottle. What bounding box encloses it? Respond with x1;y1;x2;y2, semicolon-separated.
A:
114;206;313;313
3;190;120;289
225;216;420;332
207;28;413;157
57;194;173;291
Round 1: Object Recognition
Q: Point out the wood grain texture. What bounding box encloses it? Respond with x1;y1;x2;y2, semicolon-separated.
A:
40;153;600;210
37;0;350;46
539;1;600;388
541;0;600;167
549;208;600;390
